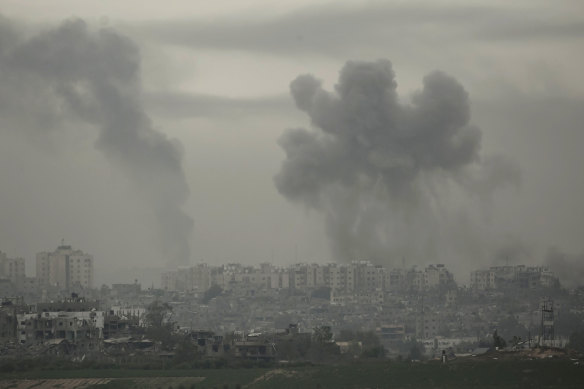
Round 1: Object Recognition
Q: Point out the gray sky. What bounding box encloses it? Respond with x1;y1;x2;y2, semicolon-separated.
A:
1;0;583;285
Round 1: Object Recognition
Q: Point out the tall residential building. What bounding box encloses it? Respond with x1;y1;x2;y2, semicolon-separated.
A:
36;244;93;289
470;269;496;290
352;261;385;291
161;263;215;291
424;264;454;289
0;251;26;285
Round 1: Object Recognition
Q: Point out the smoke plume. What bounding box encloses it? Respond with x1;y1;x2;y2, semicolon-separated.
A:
0;18;193;266
544;247;584;289
491;235;532;266
275;59;519;264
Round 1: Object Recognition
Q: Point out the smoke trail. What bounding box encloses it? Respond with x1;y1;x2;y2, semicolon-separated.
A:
275;59;519;264
0;18;193;266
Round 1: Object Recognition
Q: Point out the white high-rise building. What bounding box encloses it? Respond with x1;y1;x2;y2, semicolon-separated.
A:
36;244;93;289
0;251;25;285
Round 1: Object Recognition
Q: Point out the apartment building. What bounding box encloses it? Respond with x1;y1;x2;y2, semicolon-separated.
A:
470;269;496;290
0;251;25;285
470;265;559;290
160;261;456;296
36;244;94;289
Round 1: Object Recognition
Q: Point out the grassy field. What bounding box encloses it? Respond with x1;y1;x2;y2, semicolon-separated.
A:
248;359;584;389
0;368;264;388
1;358;583;388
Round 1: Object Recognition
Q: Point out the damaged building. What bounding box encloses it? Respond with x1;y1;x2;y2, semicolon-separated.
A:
16;296;104;354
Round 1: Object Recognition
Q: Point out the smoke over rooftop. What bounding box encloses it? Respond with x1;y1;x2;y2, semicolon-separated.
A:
544;247;584;289
275;59;519;265
0;18;193;266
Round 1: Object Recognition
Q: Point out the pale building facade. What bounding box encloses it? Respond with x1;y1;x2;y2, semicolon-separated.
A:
0;251;25;285
36;245;93;289
471;265;559;290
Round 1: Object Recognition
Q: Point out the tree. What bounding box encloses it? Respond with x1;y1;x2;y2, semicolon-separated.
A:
313;326;333;344
336;329;356;342
145;301;173;328
309;327;339;362
174;335;198;365
201;284;223;304
408;341;424;361
145;301;176;350
337;329;383;358
555;311;584;337
497;315;528;341
276;335;311;361
510;335;523;348
493;330;507;349
361;345;386;359
395;338;425;361
567;330;584;353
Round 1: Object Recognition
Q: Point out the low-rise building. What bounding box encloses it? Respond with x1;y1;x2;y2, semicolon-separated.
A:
17;310;104;349
471;265;559;290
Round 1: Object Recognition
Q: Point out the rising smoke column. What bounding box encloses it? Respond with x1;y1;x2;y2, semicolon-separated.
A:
0;18;193;266
275;59;518;264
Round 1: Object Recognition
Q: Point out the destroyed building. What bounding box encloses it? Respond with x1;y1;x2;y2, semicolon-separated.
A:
16;296;104;354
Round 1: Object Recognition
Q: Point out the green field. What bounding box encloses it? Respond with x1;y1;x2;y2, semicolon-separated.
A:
0;368;263;388
247;359;584;389
1;359;583;388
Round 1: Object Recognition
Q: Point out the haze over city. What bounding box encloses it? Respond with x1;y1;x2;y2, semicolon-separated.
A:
1;0;583;286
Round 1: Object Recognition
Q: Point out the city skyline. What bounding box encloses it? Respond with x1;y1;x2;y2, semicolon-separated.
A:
0;0;583;286
0;242;568;289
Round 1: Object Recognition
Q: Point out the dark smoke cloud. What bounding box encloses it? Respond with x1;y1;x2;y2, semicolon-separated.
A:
545;247;584;289
275;59;519;264
0;17;193;266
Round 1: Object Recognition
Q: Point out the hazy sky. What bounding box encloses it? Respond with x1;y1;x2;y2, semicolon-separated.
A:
1;0;583;285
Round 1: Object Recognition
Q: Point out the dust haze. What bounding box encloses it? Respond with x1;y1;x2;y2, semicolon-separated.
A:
0;17;193;267
0;1;583;284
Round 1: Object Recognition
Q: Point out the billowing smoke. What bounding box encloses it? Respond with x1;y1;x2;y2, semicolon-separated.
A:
0;18;193;266
275;59;519;264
